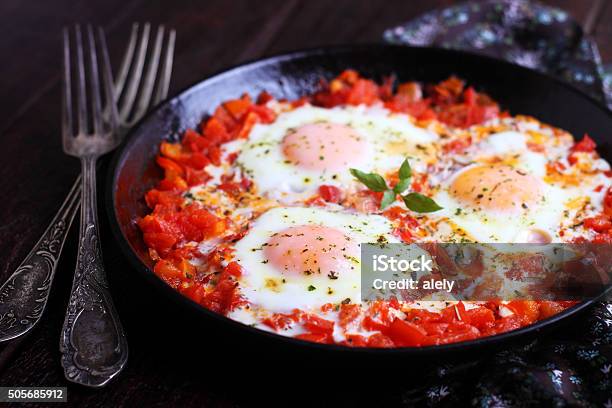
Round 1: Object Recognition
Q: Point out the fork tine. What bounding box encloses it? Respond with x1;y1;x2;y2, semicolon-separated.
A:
86;25;103;135
62;28;73;142
152;28;176;105
114;23;139;98
131;25;164;122
97;27;119;134
74;25;89;135
119;22;150;121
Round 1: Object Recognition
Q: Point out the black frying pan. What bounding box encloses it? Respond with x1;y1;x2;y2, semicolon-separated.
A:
106;44;612;361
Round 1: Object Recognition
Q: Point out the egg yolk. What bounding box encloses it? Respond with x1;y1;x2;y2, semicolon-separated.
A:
263;225;359;277
450;164;543;214
281;123;367;171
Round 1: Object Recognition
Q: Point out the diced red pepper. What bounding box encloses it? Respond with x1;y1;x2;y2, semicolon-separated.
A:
571;134;596;152
387;318;427;346
318;185;342;203
584;215;612;232
302;314;334;335
604;187;612;217
366;333;395;348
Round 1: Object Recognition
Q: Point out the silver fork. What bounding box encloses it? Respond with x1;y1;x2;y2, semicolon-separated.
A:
59;24;175;388
59;24;127;388
0;23;175;346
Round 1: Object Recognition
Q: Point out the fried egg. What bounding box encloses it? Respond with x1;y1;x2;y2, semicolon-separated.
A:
233;206;398;313
432;162;572;243
235;104;438;202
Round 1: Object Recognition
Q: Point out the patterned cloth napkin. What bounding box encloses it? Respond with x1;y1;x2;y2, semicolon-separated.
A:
384;0;612;109
383;1;612;405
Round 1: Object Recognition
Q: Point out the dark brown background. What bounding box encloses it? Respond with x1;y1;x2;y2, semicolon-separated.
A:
0;1;610;407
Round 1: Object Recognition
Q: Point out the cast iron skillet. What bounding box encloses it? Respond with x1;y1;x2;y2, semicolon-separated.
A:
107;44;612;359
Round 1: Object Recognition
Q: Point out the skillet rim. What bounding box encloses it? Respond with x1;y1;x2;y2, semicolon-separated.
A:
106;43;612;355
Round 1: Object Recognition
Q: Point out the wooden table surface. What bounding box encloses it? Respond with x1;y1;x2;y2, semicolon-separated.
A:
0;1;610;406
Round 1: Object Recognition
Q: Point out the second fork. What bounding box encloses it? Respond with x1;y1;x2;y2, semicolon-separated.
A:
0;23;175;350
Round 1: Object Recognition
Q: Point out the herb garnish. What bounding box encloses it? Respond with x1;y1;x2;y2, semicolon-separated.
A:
350;158;443;213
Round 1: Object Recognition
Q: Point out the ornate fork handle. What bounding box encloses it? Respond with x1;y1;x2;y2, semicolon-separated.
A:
0;176;80;342
60;158;127;387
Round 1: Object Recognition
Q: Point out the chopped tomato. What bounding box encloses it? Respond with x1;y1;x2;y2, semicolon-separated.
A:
224;261;243;278
464;307;495;330
188;152;209;170
182;128;210;150
209;145;223;166
405;308;442;323
604;187;612;217
463;86;477;105
440;303;464;323
491;315;522;333
219;181;244;197
160;141;188;161
433;325;480;345
571;134;596;152
431;76;464;104
294;333;332;344
318;185;342;203
184;167;211;186
144;189;182;209
156;156;184;176
385;97;435;120
507;300;540;325
342;334;368;347
263;313;298;331
443;137;472;153
153;258;183;279
584;215;612;232
568;152;579;166
387;318;427;346
320;303;334;313
421;322;449;336
237;112;260;139
539;301;566;320
393;227;412;243
143;232;176;255
505;254;546;281
302;314;335;335
366;333;395;348
362;315;389;333
257;91;274;105
181;283;206;303
157;175;188;192
203;117;231;145
201;262;244;314
223;95;251;121
339;304;361;327
248;104;276;123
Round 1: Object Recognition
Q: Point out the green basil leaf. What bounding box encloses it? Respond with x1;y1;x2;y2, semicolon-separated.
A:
393;178;412;194
398;158;412;181
349;168;388;192
402;192;443;213
380;190;396;210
